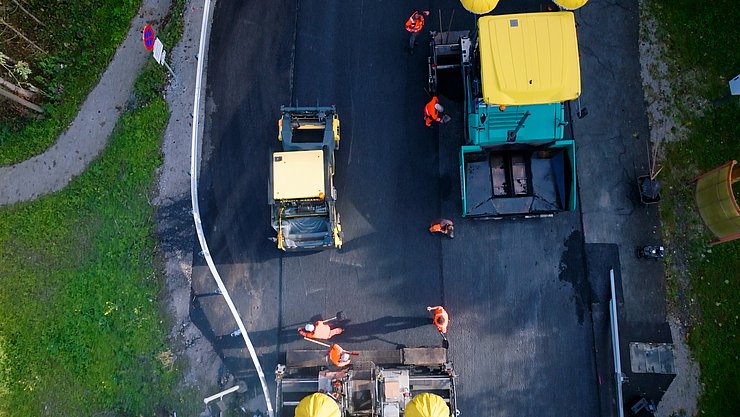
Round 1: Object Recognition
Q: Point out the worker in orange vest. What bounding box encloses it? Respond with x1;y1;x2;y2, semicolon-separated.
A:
328;343;353;368
405;10;430;54
429;218;454;238
427;305;449;336
424;96;444;127
298;318;344;340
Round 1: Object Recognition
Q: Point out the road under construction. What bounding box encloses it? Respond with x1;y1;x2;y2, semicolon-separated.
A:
190;0;665;416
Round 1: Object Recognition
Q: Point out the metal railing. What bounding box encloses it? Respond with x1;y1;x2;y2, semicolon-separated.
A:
609;268;626;417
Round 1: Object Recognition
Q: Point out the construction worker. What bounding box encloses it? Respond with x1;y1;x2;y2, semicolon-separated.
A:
429;218;454;238
298;318;344;340
427;305;449;336
424;96;444;127
405;10;430;54
328;343;352;368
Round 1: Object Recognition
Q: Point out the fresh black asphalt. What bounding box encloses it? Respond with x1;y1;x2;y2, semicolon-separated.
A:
190;1;632;416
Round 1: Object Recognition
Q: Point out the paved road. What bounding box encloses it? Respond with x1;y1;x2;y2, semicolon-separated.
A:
195;1;602;416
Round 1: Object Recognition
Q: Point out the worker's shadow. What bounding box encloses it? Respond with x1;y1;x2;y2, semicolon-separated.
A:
336;316;430;346
209;316;430;350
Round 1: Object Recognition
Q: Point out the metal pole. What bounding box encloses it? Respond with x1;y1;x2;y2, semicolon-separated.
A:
609;269;626;417
163;59;179;85
204;385;241;405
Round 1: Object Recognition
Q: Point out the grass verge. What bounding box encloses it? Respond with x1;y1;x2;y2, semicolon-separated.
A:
0;0;197;414
651;1;740;416
0;96;179;416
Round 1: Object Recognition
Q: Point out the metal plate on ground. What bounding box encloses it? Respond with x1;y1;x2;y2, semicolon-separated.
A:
402;347;447;365
629;342;676;374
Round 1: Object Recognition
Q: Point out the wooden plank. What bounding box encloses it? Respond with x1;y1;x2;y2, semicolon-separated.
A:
402;348;447;365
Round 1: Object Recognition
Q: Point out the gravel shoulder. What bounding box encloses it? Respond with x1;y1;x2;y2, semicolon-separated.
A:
155;0;224;397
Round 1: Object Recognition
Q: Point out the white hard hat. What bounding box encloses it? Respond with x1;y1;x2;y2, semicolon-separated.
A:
434;103;444;112
340;353;351;362
304;323;315;332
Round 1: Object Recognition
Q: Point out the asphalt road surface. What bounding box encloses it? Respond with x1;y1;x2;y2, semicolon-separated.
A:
195;1;600;416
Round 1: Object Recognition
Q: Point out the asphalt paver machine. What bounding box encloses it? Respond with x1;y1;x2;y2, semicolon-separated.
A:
276;347;459;417
429;11;585;218
269;106;343;251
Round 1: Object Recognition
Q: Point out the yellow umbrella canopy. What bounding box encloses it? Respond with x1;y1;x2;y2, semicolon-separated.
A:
294;393;340;417
460;0;501;14
553;0;589;10
405;393;450;417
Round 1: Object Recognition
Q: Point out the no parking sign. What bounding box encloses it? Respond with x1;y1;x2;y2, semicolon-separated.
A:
142;24;177;82
143;25;155;51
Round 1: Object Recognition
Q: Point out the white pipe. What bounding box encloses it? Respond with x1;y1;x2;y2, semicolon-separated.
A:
190;1;274;416
203;385;241;405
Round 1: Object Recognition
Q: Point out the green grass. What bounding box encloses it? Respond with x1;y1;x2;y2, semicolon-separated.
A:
0;96;181;416
0;0;193;411
651;1;740;416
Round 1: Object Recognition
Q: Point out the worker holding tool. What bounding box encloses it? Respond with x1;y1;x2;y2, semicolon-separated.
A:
328;343;353;368
405;10;430;54
427;305;449;336
302;337;356;368
424;96;444;127
429;218;454;238
298;316;343;340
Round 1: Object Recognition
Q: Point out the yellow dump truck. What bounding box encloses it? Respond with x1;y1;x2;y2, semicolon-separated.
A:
269;106;343;251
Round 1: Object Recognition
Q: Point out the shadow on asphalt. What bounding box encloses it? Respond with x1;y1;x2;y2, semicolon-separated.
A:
204;315;432;351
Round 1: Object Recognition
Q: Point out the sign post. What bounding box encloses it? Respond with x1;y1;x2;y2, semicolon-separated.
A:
142;25;178;84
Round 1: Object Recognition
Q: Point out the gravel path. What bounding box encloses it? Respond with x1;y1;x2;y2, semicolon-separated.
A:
0;0;170;205
155;0;223;392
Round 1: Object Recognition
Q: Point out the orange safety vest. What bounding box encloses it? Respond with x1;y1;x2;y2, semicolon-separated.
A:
405;12;424;33
328;344;351;368
429;224;443;233
432;307;449;334
424;96;441;123
299;321;343;340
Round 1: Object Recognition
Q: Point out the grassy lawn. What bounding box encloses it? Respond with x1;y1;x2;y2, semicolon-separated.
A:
650;1;740;416
0;0;198;415
0;76;202;414
0;95;181;416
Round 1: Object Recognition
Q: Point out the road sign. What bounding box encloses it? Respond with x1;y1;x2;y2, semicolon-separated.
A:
151;37;178;84
153;38;165;64
143;25;155;51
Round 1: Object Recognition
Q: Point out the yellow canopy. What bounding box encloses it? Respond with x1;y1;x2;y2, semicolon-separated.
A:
478;12;581;105
460;0;500;14
553;0;589;10
294;393;340;417
405;393;450;417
